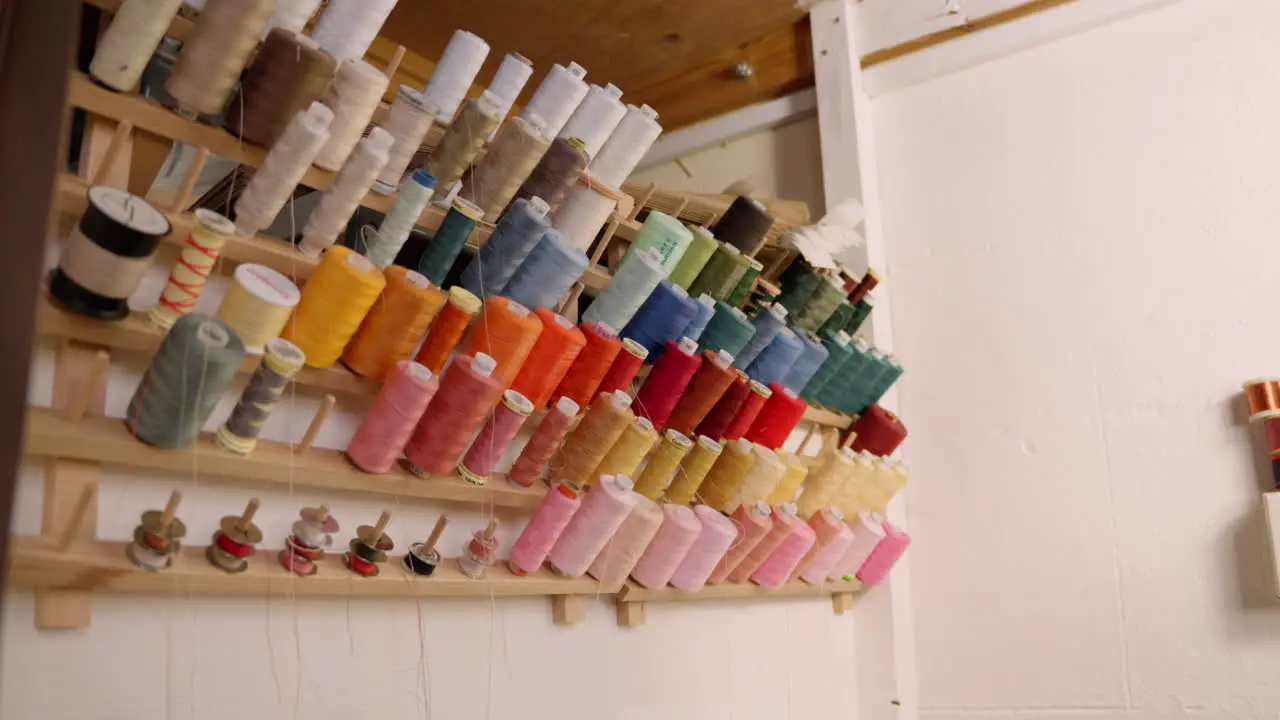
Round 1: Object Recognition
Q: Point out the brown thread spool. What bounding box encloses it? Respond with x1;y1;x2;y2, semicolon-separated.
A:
1244;378;1280;421
226;29;338;147
166;0;276;118
665;350;738;437
425;91;502;194
549;390;635;488
516;136;590;212
459;114;552;221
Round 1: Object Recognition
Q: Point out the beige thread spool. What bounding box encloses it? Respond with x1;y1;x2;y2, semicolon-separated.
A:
459;113;551;221
314;60;390;171
696;437;757;512
166;0;275;117
149;209;235;330
216;263;301;355
425;91;502;196
373;86;439;194
768;450;810;505
726;443;786;515
550;390;635;488
234;102;334;237
299;127;393;256
89;0;185;92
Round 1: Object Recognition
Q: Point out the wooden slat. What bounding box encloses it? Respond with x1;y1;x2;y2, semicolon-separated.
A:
616;577;861;603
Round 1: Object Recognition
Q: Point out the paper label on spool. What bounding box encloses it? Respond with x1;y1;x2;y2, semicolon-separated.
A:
507;301;531;318
405;270;430;289
621;339;649;360
609;390;633;410
235;264;301;307
555;396;581;417
407;362;434;382
195;320;230;348
635;417;655;434
345;252;375;273
665;429;693;450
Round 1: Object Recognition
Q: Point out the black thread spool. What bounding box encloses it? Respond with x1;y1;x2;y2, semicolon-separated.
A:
711;196;774;257
404;514;449;576
50;186;170;320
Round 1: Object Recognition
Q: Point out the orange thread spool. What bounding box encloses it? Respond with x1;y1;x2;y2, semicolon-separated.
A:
343;267;445;381
550;322;622;411
510;310;587;409
665;350;738;437
457;296;543;390
415;286;480;374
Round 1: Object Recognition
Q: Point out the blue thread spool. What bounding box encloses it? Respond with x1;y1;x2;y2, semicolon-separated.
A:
460;197;551;300
744;327;804;387
781;331;829;393
732;304;788;370
679;294;717;345
621;280;699;363
502;227;589;311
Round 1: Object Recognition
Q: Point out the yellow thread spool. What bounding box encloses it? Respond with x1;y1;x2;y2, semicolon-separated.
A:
592;416;659;485
282;246;386;368
833;452;878;517
696;438;757;512
150;209;235;330
797;448;858;519
768;450;809;505
216;263;301;355
726;444;786;514
633;429;693;501
549;390;635;488
665;434;721;505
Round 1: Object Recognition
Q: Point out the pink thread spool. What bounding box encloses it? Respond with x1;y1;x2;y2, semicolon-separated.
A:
794;508;846;578
829;511;886;581
750;510;816;588
510;482;582;575
405;353;504;477
347;361;439;473
630;503;702;589
458;389;534;485
730;503;799;582
508;396;580;488
799;514;855;585
587;495;664;587
856;520;910;586
548;474;638;577
708;501;773;585
668;504;737;592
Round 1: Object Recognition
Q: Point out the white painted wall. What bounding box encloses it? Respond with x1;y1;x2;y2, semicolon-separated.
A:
871;0;1280;716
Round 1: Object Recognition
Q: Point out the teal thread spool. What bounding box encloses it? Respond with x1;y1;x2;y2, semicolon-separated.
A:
697;300;756;359
624;210;693;273
416;197;484;286
801;330;853;402
669;225;718;289
856;353;903;413
726;257;763;308
846;295;874;336
816;338;871;409
687;241;749;301
834;347;887;414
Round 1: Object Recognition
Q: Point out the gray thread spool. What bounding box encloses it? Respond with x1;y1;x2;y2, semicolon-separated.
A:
582;247;666;331
126;313;246;449
515;135;589;212
460;197;550;300
502;227;589;311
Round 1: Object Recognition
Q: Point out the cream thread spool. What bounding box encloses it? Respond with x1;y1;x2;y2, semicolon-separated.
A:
149;209;235;330
234;102;335;237
521;61;588;139
216;264;302;355
309;0;398;63
300;127;394;256
315;59;391;172
551;174;621;252
373;86;440;195
486;52;534;141
422;30;491;124
89;0;185;92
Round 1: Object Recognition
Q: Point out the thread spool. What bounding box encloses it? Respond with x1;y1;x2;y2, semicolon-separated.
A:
127;492;186;572
860;355;904;413
769;451;809;505
510;482;582;575
502;228;590;311
347;361;439;473
414;198;484;285
665;350;738;437
588;495;664;587
834;453;875;516
725;258;763;308
307;0;396;63
745;328;804;388
634;338;701;431
801;331;853;402
166;0;275;117
794;274;848;333
207;499;264;573
485;53;535;139
263;0;324;36
551;175;620;252
668;505;737;592
559;83;625;158
405;354;504;476
510;310;587;409
342;266;445;381
711;196;773;256
549;391;634;488
669;226;718;290
373;87;439;195
459;389;534;485
509;397;580;488
51;187;169;321
849;270;880;306
126;314;245;449
830;511;886;580
460;115;551;221
781;331;830;393
621;280;699;362
857;521;910;586
520;61;588;139
280;505;341;576
215;264;301;355
687;242;749;301
550;322;622;410
403;514;450;576
730;504;799;582
426;92;502;194
750;511;816;588
850;404;909;457
282;247;386;368
695;437;755;511
216;339;305;455
367;170;437;269
733;304;788;370
707;501;773;584
548;474;639;577
816;339;871;409
596;339;649;396
724;380;771;441
819;303;856;338
727;443;787;514
460;198;551;299
797;448;858;519
234;102;335;237
583;248;666;331
316;60;392;171
680;295;717;345
664;435;722;506
629;504;701;589
593;416;659;481
794;508;847;576
149;209;234;330
776;261;822;316
345;511;395;577
457;297;543;389
414;286;481;374
799;517;855;585
516;136;590;212
697;302;755;359
299;127;394;256
696;370;750;440
226;30;338;148
633;429;693;500
590;104;662;188
422;30;491;124
89;0;185;92
846;296;874;336
625;211;693;273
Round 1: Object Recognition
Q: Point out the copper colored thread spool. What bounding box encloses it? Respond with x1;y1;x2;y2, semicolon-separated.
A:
415;287;481;374
225;29;337;147
549;391;635;488
1244;378;1280;421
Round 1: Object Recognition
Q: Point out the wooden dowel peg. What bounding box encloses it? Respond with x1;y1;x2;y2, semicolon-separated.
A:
168;146;210;213
55;485;96;553
630;182;655;221
91;120;134;187
296;394;335;455
557;282;584;320
384;45;406;82
672;197;690;220
368;511;392;547
237;498;260;533
64;350;109;424
798;423;818;455
589;212;621;268
422;514;449;555
158;490;183;534
841;430;858;451
482;518;499;541
316;504;330;524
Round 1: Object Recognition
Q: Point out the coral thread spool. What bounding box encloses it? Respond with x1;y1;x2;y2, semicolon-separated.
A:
857;521;910;586
550;322;621;410
668;505;737;592
548;474;639;578
708;501;773;585
459;520;500;579
724;381;772;441
404;353;504;477
633;429;693;501
457;297;543;389
750;511;816;588
510;482;582;575
588;495;664;587
509;310;586;409
664;435;723;506
796;508;851;582
347;361;439;473
695;370;750;441
665;350;737;437
342;267;445;381
696;438;757;512
508;397;580;488
833;511;887;580
744;384;808;451
459;390;534;485
730;503;800;582
415;286;481;374
634;337;702;431
630;503;702;589
596;338;649;396
549;391;635;488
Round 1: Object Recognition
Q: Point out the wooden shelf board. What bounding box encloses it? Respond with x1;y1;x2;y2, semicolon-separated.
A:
8;536;602;598
617;577;861;603
23;407;547;511
803;406;853;429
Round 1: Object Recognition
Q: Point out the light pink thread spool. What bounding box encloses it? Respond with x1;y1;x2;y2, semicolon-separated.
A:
708;501;773;585
509;482;582;575
794;507;847;579
587;495;663;587
730;503;799;582
668;504;737;592
548;474;638;577
750;510;816;588
459;389;534;485
799;520;854;585
346;361;438;473
630;503;702;589
508;396;580;488
828;511;886;581
856;520;910;586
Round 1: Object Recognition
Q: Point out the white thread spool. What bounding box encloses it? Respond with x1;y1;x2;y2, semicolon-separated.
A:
422;30;490;124
558;83;625;158
373;86;439;194
315;60;390;171
300;128;394;256
368;169;436;269
292;519;330;549
521;62;588;140
216;264;302;355
486;53;534;141
310;0;398;63
129;541;172;570
551;179;619;252
590;104;662;187
89;0;185;92
263;0;324;37
234;102;334;237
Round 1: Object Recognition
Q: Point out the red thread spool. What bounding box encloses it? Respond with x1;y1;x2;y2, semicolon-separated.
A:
744;383;808;450
510;310;586;409
509;396;580;488
214;530;253;558
666;350;737;437
696;370;750;440
404;353;504;476
596;338;649;396
550;322;621;410
634;338;702;431
345;550;379;577
850;404;908;457
724;380;772;441
458;389;534;485
457;296;544;390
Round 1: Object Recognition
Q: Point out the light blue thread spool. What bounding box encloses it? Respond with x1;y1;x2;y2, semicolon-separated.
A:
460;197;550;299
732;303;788;370
502;226;589;311
781;330;829;393
582;247;665;331
744;326;804;387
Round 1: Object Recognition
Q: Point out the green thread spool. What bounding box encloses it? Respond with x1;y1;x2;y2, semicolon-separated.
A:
831;346;885;413
624;210;693;273
725;257;763;308
846;296;874;336
801;330;853;402
776;261;822;316
819;302;855;337
792;273;846;333
816;339;871;409
697;300;755;359
669;225;718;289
417;197;484;286
857;354;903;412
688;241;749;301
